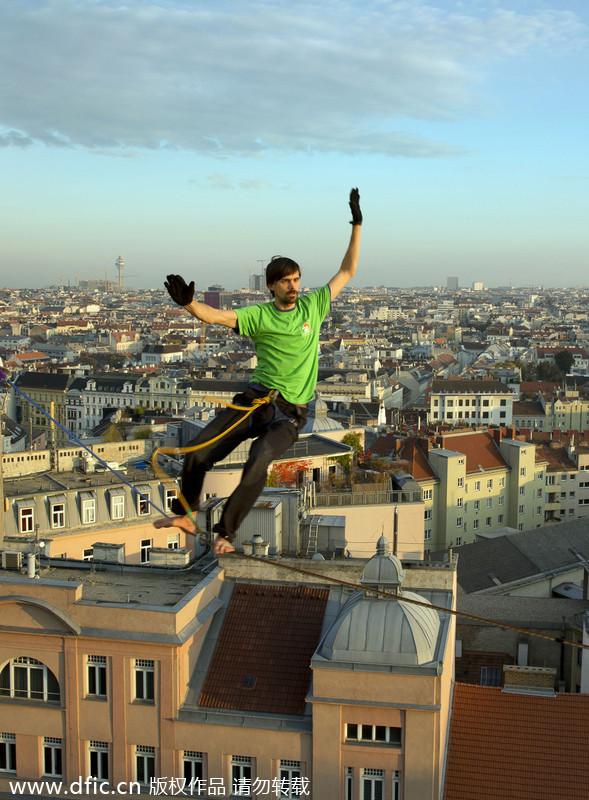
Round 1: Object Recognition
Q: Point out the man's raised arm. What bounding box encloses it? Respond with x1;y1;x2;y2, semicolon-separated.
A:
165;274;238;328
328;188;362;302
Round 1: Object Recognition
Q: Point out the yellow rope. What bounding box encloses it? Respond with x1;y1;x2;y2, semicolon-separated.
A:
150;389;278;533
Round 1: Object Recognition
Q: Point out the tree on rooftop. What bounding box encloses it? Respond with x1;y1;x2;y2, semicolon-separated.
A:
329;432;363;480
266;459;312;487
554;350;574;376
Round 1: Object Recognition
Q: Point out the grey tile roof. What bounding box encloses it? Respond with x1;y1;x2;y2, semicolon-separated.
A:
433;518;589;593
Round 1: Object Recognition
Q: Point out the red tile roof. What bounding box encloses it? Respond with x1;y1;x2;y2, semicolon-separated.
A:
534;445;576;473
199;583;329;715
438;431;507;474
444;683;589;800
398;437;437;482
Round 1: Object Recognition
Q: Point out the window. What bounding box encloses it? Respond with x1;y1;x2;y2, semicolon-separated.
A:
0;657;60;703
361;768;385;800
456;517;463;527
498;495;504;506
457;497;463;508
474;481;481;492
345;767;354;800
457;477;464;488
474;500;480;511
279;760;304;799
167;534;180;550
424;509;432;521
520;467;526;477
140;539;152;564
43;737;62;778
111;492;125;520
422;488;433;500
165;488;177;511
81;493;96;524
519;504;525;515
83;548;93;562
537;488;543;498
537;506;542;516
0;733;16;773
232;755;253;797
561;474;567;482
499;476;505;488
345;724;401;746
456;536;463;546
18;505;34;533
487;479;493;489
87;656;107;698
183;750;204;785
88;741;109;781
473;519;479;530
135;745;155;785
134;660;155;702
520;486;525;496
498;514;504;524
136;488;151;516
424;529;431;541
547;475;555;485
51;502;66;529
486;517;492;527
480;667;502;686
486;497;492;508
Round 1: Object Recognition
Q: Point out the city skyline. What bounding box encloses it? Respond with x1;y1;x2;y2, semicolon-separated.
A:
1;0;588;290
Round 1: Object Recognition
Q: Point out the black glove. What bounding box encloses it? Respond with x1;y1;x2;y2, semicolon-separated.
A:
165;274;194;306
349;187;362;226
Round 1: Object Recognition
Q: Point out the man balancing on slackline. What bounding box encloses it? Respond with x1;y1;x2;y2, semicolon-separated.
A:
154;188;362;554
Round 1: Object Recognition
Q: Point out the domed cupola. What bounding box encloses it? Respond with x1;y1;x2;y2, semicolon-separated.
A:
316;537;441;666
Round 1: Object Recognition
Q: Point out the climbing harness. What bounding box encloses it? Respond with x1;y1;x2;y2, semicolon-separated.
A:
1;366;588;653
150;388;279;540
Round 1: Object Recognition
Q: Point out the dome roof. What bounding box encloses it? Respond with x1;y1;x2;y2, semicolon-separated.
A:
316;536;441;666
360;535;406;589
316;590;440;666
300;393;344;434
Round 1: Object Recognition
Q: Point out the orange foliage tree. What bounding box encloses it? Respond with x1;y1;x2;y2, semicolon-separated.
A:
266;459;312;487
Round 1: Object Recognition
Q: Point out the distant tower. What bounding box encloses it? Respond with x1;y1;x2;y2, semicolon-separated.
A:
447;276;459;291
115;255;125;290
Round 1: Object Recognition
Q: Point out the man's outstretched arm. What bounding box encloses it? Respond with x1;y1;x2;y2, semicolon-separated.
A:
165;274;238;328
328;188;362;302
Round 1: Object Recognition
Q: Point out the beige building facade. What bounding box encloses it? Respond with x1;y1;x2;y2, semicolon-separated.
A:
0;544;457;799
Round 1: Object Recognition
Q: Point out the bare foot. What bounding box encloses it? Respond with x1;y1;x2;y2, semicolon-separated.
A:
153;515;197;535
213;536;235;555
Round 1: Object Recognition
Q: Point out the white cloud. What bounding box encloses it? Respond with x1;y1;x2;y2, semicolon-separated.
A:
0;0;585;157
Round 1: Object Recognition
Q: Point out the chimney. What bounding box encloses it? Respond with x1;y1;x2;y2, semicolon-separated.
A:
502;665;556;695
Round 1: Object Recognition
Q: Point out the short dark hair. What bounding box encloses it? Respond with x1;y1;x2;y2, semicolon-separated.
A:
265;256;300;296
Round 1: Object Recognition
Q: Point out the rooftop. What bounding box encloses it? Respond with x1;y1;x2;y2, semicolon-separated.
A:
444;683;589;800
198;583;329;715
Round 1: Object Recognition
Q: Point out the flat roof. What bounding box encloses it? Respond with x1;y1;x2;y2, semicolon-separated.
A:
0;561;207;609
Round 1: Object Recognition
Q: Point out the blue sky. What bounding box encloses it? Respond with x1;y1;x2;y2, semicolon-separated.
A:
1;0;587;290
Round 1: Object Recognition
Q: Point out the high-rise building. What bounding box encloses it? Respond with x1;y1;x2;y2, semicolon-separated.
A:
447;276;459;291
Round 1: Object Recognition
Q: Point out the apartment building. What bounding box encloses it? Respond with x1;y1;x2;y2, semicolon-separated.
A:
13;373;71;446
429;379;514;427
0;542;456;800
392;430;547;552
513;390;589;434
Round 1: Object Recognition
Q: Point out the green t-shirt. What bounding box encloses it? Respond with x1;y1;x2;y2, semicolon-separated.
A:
235;285;331;404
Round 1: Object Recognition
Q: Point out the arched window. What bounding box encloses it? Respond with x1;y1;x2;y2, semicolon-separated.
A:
0;657;60;703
